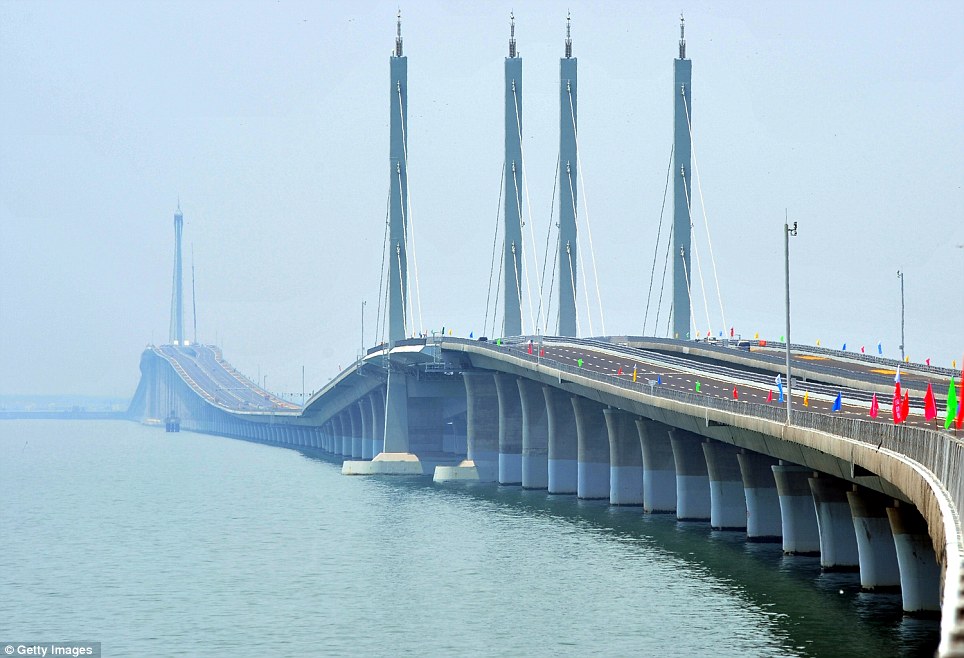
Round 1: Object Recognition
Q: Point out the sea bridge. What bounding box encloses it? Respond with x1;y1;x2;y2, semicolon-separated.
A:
125;15;963;656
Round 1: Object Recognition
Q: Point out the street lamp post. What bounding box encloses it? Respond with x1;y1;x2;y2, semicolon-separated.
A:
784;218;798;425
361;300;367;357
897;270;905;362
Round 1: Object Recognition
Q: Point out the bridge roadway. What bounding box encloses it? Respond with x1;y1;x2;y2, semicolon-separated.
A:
154;344;300;413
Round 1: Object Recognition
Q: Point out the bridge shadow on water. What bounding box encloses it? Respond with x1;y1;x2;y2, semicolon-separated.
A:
296;447;938;658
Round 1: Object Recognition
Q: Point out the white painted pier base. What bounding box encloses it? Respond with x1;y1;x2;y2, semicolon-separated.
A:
887;503;941;613
494;374;523;485
670;428;710;521
343;452;423;475
518;379;549;489
434;372;499;483
572;397;610;500
847;488;900;591
809;475;859;571
702;440;747;530
605;409;643;506
771;463;820;555
635;419;676;513
545;386;577;494
737;451;782;541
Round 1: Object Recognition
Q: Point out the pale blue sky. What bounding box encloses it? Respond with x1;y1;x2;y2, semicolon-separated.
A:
1;0;962;398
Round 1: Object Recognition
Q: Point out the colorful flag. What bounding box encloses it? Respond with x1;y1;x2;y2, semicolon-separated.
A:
861;346;865;354
577;358;583;367
877;342;882;355
730;327;735;337
732;386;739;400
832;393;842;411
695;380;701;393
926;358;931;366
901;392;910;422
895;365;901;384
816;339;821;346
893;387;902;424
946;378;958;430
957;364;964;429
657;375;661;385
527;341;533;355
469;331;474;338
617;367;623;375
842;343;847;351
767;389;773;403
539;348;545;357
870;393;879;419
803;391;809;407
754;332;759;339
632;366;637;383
497;338;502;346
924;383;937;421
776;374;784;403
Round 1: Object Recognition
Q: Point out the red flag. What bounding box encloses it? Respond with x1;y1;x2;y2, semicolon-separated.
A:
926;358;931;366
730;327;735;337
539;348;545;357
732;386;739;400
957;364;964;429
617;367;623;375
766;389;773;403
861;346;865;354
923;383;937;421
901;392;910;422
870;393;879;419
528;341;533;355
892;388;902;424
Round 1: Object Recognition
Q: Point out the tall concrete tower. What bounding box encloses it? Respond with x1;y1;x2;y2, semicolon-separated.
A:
169;204;184;345
557;14;578;337
503;13;524;337
388;11;409;344
672;16;693;340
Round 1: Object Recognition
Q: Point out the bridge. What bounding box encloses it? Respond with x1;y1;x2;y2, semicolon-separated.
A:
126;15;964;657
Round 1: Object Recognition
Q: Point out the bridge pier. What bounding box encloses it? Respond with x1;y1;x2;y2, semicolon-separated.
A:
518;379;548;490
604;409;643;506
339;414;351;456
887;503;941;614
494;374;523;485
847;488;900;591
544;386;577;494
809;474;860;571
737;451;781;541
434;372;498;482
635;419;676;513
572;397;609;500
359;398;373;460
771;463;820;555
670;428;710;521
370;388;385;458
349;404;363;459
702;440;746;530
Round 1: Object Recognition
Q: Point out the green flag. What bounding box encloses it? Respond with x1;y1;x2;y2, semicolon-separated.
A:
947;377;958;430
577;358;583;367
695;380;701;393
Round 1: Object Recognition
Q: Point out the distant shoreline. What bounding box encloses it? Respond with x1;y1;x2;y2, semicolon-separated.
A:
0;410;129;420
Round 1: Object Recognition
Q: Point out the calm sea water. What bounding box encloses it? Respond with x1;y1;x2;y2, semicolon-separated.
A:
0;421;939;657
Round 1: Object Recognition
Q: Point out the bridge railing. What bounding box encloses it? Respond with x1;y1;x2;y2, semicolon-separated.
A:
443;336;964;528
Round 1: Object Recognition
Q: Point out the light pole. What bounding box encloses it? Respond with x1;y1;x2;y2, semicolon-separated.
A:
897;270;905;362
784;218;798;425
361;300;367;356
301;365;305;406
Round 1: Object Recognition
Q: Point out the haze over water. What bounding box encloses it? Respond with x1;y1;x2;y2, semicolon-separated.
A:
0;421;939;656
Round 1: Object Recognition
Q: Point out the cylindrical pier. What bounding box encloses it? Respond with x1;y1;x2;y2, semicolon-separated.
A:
518;378;549;490
494;374;523;485
463;371;499;481
771;463;820;554
737;451;781;541
544;386;577;494
809;475;859;571
572;396;610;499
635;419;676;513
670;428;710;521
702;440;746;530
604;409;643;506
887;503;941;613
847;488;900;590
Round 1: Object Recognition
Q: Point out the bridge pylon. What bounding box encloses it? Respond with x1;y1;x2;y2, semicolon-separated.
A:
557;14;577;337
672;16;693;340
169;203;185;345
503;12;524;337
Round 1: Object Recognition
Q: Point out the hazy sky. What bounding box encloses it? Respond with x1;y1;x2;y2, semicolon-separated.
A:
1;0;962;399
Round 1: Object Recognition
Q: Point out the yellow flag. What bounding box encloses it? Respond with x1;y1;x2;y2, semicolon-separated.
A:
803;391;809;407
448;329;452;335
754;332;759;339
816;339;821;346
632;367;638;383
904;356;909;363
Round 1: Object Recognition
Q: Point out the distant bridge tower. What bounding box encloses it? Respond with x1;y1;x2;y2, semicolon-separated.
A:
503;13;524;337
672;16;693;340
169;203;184;345
557;14;577;337
388;10;409;344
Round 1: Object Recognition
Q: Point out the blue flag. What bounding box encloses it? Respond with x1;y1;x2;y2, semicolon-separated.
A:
877;342;882;355
776;374;784;403
842;343;847;351
469;331;474;338
657;375;662;385
832;392;842;411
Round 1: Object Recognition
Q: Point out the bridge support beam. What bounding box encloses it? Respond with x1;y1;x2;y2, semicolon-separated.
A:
670;428;710;521
846;488;900;591
702;440;746;530
544;386;577;494
772;463;820;555
434;372;499;482
887;503;941;613
359;398;373;460
635;419;676;513
737;451;781;541
604;409;643;506
339;414;351;456
809;474;859;571
371;388;385;458
349;404;363;459
494;374;523;485
518;379;548;489
572;397;609;500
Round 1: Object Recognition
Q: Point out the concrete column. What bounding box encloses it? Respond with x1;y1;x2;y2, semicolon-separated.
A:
463;371;499;481
887;504;941;613
494;374;523;485
635;419;676;513
737;451;781;541
669;428;710;521
359;397;373;460
383;369;410;454
349;404;363;458
371;387;385;457
517;379;548;490
544;385;577;494
339;414;351;456
809;475;859;571
772;463;820;554
604;409;643;506
572;396;609;500
846;488;900;591
702;440;746;530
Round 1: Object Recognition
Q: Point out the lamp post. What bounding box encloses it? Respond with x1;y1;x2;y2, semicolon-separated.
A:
784;218;798;425
897;270;905;362
361;300;367;357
